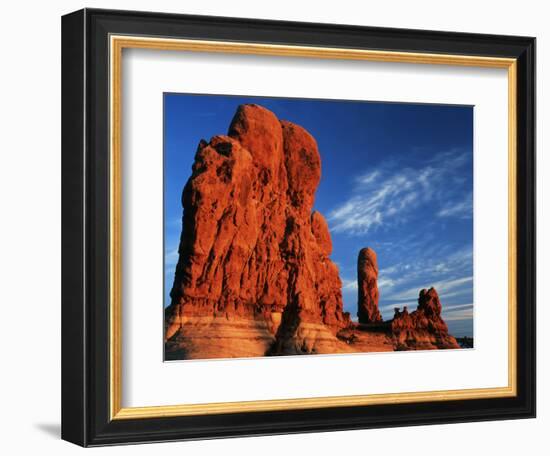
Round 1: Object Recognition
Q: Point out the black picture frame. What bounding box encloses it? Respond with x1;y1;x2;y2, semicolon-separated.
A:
62;8;536;447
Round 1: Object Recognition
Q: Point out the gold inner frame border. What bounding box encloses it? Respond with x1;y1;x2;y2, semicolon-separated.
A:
109;35;517;420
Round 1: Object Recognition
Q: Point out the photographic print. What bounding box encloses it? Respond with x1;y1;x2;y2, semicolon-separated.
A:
62;11;535;445
163;94;474;361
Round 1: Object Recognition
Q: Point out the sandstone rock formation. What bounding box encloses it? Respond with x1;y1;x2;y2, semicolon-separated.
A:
164;104;351;359
390;288;459;350
164;103;461;360
357;247;383;324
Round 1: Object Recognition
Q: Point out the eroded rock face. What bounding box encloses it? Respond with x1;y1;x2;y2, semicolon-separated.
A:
418;287;443;317
165;104;350;359
357;247;383;324
390;288;459;350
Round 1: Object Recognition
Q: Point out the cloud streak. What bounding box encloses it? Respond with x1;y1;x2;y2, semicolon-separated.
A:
383;275;473;302
437;192;473;219
328;148;472;236
328;167;434;235
442;305;474;321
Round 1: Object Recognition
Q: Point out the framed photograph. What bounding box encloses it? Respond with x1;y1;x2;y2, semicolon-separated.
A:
61;8;535;446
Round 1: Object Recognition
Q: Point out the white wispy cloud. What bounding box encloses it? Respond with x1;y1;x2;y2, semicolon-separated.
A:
379;264;400;275
434;276;474;299
371;245;472;299
443;303;474;311
341;278;358;291
328;148;472;235
357;169;381;185
378;277;396;291
442;305;474;321
437;192;473;219
428;246;473;275
384;275;473;302
328;167;434;235
342;276;395;293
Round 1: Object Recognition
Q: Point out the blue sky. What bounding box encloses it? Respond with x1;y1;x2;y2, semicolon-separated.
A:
164;94;474;337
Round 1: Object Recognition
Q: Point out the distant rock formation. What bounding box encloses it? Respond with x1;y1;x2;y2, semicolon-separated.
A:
357;247;383;324
390;288;459;350
164;104;351;359
164;103;461;360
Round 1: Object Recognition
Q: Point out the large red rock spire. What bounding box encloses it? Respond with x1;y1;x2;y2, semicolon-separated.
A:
165;104;350;359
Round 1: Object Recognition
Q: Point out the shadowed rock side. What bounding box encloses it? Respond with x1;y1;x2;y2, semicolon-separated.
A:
357;247;383;324
164;104;460;360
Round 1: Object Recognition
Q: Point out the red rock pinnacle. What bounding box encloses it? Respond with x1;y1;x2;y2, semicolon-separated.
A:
357;247;383;323
390;287;459;349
